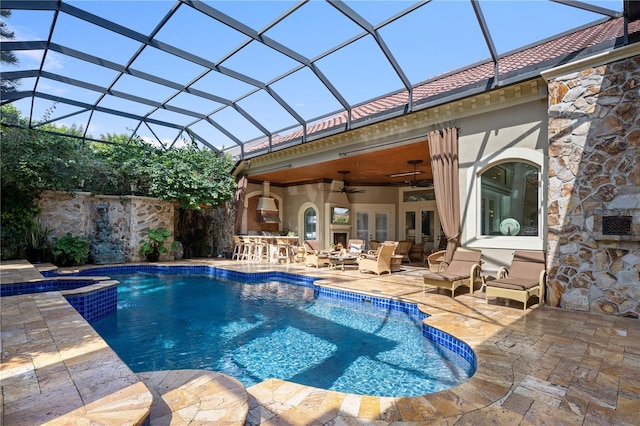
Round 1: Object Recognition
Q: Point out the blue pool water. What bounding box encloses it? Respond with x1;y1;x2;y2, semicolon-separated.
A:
91;270;474;397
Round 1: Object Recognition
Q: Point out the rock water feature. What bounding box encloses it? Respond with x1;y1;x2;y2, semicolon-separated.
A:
91;205;126;264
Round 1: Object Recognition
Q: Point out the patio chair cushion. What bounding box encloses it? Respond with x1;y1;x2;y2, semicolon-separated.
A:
304;239;322;254
349;243;363;254
486;277;538;290
429;250;481;277
508;251;546;279
422;271;470;282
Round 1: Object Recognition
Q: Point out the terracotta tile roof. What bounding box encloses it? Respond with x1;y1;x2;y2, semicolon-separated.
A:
250;18;639;154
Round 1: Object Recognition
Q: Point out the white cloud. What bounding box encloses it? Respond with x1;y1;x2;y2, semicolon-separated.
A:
14;50;43;69
35;81;67;96
12;23;44;42
41;51;66;71
12;49;65;72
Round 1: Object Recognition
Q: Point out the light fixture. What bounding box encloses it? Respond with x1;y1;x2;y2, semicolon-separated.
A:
389;170;422;178
389;159;425;178
407;159;424;188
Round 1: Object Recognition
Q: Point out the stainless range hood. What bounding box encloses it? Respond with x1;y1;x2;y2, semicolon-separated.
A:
257;196;278;211
259;211;281;224
257;182;280;224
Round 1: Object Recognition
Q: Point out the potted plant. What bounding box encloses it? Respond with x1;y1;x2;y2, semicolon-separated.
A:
51;232;90;267
140;228;179;262
24;220;53;264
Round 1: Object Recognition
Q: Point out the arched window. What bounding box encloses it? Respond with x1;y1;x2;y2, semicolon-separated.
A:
480;162;539;237
303;207;317;240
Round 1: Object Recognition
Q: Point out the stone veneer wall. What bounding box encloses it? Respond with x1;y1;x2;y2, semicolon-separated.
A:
546;55;640;318
38;191;175;262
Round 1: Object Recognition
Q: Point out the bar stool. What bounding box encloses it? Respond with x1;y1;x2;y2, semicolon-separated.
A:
231;236;244;260
288;239;299;261
252;237;269;263
275;237;291;264
240;237;254;261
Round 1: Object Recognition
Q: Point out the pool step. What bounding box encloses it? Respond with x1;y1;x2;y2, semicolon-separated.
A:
137;370;249;425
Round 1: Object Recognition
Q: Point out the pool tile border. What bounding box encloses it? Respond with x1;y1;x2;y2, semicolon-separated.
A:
1;278;119;323
62;283;118;322
1;279;100;296
315;286;477;369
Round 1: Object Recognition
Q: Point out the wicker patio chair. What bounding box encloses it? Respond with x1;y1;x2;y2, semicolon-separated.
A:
485;250;546;311
422;248;483;297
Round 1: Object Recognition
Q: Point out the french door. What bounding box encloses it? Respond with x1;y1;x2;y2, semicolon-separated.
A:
352;204;395;250
399;196;441;252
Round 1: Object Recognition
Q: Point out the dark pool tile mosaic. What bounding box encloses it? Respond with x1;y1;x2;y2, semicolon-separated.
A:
423;325;477;369
1;280;96;296
66;285;117;322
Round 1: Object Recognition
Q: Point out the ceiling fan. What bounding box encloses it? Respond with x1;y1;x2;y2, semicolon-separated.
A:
405;160;433;188
332;170;366;193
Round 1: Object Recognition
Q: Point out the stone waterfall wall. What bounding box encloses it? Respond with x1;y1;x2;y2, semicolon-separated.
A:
38;191;175;263
546;55;640;318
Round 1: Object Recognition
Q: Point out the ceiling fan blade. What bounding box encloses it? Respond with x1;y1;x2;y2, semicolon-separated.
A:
410;180;433;188
333;170;365;193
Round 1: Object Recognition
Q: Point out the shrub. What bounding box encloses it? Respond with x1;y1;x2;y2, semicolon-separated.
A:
51;232;89;267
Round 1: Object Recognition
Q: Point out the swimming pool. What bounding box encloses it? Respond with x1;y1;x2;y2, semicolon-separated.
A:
88;267;475;397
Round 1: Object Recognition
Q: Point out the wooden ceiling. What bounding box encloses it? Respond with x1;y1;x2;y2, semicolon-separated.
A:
248;141;433;187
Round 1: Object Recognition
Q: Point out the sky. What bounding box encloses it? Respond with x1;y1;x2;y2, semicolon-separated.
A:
1;0;625;154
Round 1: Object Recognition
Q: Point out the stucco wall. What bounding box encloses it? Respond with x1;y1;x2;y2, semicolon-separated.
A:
283;182;327;239
458;97;549;272
37;191;175;263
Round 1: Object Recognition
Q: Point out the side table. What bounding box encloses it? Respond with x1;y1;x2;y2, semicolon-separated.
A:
390;255;403;272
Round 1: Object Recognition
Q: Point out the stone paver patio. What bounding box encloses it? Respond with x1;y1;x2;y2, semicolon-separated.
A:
1;259;639;425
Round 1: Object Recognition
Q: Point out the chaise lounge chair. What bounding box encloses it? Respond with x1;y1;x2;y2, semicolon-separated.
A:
485;250;546;311
358;242;397;276
304;239;332;268
422;248;482;297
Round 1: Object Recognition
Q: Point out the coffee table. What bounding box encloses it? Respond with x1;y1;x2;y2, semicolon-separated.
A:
329;255;358;271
